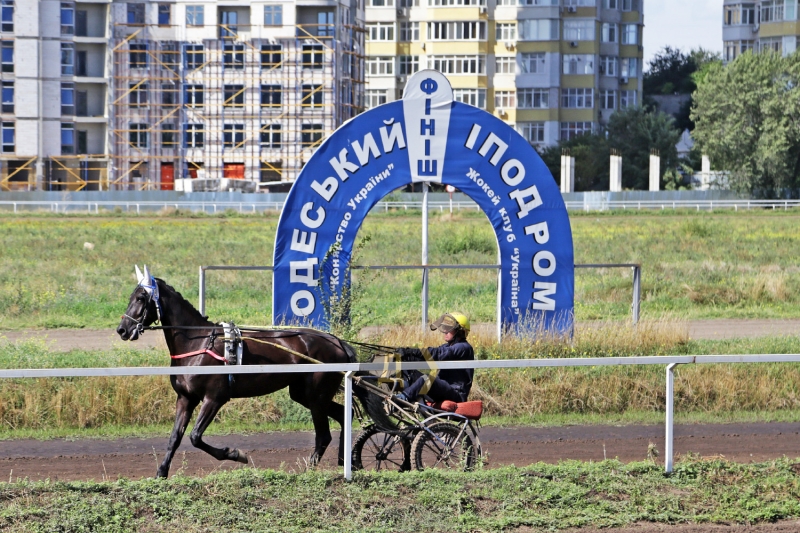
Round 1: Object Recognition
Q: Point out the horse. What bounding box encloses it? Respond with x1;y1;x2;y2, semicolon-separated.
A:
116;265;355;478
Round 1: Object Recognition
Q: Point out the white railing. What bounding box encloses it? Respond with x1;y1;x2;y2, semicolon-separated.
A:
2;199;800;214
0;354;795;479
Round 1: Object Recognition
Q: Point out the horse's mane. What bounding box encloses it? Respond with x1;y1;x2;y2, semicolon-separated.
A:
155;277;208;322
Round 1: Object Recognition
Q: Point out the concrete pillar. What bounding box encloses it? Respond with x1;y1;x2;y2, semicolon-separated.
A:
700;154;711;190
609;153;622;192
649;153;661;191
560;154;575;193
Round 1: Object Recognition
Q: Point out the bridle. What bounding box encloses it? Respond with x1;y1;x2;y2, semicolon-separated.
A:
123;277;162;336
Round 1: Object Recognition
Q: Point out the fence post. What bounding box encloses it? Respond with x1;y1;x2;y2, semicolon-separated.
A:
665;363;678;473
344;371;354;481
199;266;206;316
632;265;641;325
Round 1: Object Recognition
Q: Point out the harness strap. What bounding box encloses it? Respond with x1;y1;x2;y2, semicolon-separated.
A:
170;349;227;363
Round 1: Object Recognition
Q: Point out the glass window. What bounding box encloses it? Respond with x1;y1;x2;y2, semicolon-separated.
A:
264;5;283;25
160;42;179;68
453;88;486;108
127;3;144;24
620;90;637;108
129;82;148;107
302;44;324;69
162;83;177;105
494;90;515;108
130;43;148;68
184;44;204;69
184;123;204;147
428;21;485;40
260;84;282;107
366;56;395;76
260;123;281;147
600;56;617;76
367;23;395;41
61;3;74;34
620;57;637;77
219;10;238;39
61;123;75;154
1;1;13;33
518;88;549;108
301;123;324;146
564;20;595;41
129;124;148;148
495;23;516;41
520;52;545;73
427;55;485;74
365;90;388;109
223;43;245;70
518;19;559;41
601;23;617;42
261;44;283;69
185;84;204;107
621;24;637;44
161;123;177;147
223;124;244;148
61;82;74;115
563;54;594;75
317;12;334;37
1;40;12;73
604;0;618;8
600;89;616;109
1;121;13;152
495;56;516;74
301;84;323;108
1;80;12;113
186;5;204;26
560;121;593;140
158;4;170;25
223;85;245;107
561;88;594;108
398;55;419;74
399;22;419;41
518;122;545;144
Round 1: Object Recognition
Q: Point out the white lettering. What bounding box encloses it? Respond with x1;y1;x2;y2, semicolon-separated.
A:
300;202;325;229
291;290;315;316
290;257;318;287
380;120;407;153
465;123;481;150
329;148;359;181
532;250;556;277
532;282;557;311
478;133;509;166
501;159;526;187
352;133;381;166
290;229;317;254
509;184;543;219
524;222;550;244
311;177;339;202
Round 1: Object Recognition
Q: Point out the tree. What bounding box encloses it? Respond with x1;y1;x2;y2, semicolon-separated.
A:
691;51;800;198
606;107;681;190
539;133;610;191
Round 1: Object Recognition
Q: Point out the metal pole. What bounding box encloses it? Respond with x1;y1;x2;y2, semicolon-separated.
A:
665;363;678;473
632;265;641;325
421;182;429;330
199;266;206;316
344;371;353;481
497;249;502;342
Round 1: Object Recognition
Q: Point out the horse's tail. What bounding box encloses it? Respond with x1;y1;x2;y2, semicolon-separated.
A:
341;340;358;364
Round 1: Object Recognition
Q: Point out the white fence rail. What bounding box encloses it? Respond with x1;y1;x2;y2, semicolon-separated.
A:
1;354;796;479
2;199;800;214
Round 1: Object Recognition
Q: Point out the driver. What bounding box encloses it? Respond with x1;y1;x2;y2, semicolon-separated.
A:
395;312;474;404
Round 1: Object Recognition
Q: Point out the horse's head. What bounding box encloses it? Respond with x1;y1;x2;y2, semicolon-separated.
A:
117;265;162;341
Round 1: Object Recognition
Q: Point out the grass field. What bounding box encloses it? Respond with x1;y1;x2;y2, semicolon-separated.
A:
0;210;799;329
1;459;799;532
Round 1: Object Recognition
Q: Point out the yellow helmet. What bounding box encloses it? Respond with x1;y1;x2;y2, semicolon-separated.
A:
430;312;470;336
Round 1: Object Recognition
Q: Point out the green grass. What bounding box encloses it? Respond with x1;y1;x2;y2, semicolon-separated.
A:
1;459;800;532
1;210;800;329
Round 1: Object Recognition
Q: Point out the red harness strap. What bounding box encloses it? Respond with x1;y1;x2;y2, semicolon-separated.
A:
170;349;227;363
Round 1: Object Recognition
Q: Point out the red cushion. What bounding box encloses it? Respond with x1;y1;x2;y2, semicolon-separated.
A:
429;400;483;420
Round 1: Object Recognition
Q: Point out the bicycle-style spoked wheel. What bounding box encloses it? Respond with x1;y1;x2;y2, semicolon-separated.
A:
352;426;411;472
411;421;478;471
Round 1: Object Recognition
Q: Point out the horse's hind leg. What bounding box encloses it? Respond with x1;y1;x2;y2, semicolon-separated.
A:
189;398;249;465
289;383;332;467
326;401;347;466
158;394;199;478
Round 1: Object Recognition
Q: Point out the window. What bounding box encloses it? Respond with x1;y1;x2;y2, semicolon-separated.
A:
495;23;516;41
620;57;637;77
600;56;617;76
761;1;784;22
520;52;545;73
600;89;616;109
369;0;395;6
601;23;617;42
398;55;419;74
367;56;395;76
161;123;177;147
428;0;485;5
185;44;204;69
302;84;323;108
185;84;204;107
621;0;636;10
495;56;516;74
1;0;12;33
261;44;282;69
223;85;245;107
760;37;782;52
495;90;515;108
621;24;637;44
260;84;282;107
453;88;486;108
399;0;420;6
61;3;74;34
563;54;594;74
158;4;170;25
186;5;204;26
260;123;281;148
184;123;204;147
518;122;545;144
518;19;559;40
428;55;485;74
399;22;419;41
604;0;618;8
564;0;596;5
223;124;245;149
317;12;334;37
725;40;755;62
264;5;283;25
518;88;548;108
129;123;148;148
1;80;12;113
61;123;75;154
1;121;13;152
302;44;324;69
365;89;388;109
301;123;324;146
130;43;148;68
162;83;177;105
564;20;595;41
518;0;559;4
428;21;485;40
160;43;179;68
223;43;245;69
61;82;74;115
742;4;757;24
129;82;148;107
1;40;12;73
561;88;594;108
367;23;395;41
219;10;237;39
127;3;144;24
620;90;636;108
560;121;593;140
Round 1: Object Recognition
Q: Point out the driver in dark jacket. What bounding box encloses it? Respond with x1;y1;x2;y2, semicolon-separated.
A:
396;312;474;403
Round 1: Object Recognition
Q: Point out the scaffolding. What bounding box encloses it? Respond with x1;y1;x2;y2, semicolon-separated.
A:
109;19;365;192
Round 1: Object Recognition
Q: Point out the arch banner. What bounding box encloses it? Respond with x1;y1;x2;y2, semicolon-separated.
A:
273;70;574;333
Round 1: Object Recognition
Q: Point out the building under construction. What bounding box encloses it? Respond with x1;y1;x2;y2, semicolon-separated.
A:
1;0;365;192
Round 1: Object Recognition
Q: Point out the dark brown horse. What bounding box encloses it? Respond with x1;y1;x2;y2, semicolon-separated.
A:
116;266;354;478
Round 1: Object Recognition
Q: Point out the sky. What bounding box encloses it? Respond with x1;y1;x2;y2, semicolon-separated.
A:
643;0;723;70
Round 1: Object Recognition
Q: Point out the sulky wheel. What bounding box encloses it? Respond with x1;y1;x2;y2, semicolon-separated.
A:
352;426;411;472
411;422;478;471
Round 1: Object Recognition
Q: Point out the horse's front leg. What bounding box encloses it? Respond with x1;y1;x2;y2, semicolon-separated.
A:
158;394;199;478
189;397;249;465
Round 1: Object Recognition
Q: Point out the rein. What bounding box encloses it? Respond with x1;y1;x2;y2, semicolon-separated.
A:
170;349;227;363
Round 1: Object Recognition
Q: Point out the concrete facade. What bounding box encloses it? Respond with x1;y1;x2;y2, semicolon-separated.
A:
723;0;799;62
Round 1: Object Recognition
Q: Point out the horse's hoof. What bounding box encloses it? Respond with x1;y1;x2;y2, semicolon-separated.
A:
155;471;168;479
233;448;249;464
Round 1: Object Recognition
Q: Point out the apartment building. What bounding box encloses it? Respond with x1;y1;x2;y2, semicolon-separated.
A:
723;0;798;62
1;0;364;192
364;0;644;148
